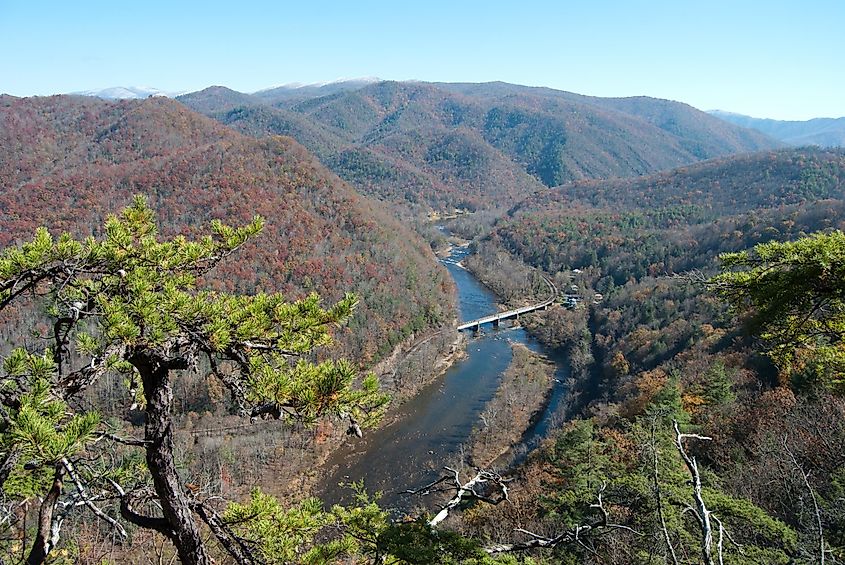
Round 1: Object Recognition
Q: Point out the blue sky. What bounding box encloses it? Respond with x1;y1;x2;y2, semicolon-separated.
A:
1;0;842;119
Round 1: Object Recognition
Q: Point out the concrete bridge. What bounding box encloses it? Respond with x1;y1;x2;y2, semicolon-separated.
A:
457;277;557;332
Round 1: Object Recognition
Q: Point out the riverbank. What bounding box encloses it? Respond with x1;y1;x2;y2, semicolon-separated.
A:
264;326;469;503
466;343;556;467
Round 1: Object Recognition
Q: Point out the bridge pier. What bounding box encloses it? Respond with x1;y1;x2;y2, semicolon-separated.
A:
456;277;557;332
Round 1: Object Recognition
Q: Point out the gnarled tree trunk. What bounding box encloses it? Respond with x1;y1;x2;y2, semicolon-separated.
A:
135;353;211;565
25;464;64;565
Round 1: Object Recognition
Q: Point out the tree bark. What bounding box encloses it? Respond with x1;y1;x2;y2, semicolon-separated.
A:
134;353;211;565
25;464;64;565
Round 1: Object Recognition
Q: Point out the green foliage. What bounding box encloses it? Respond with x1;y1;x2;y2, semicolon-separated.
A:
713;230;845;391
1;350;100;496
693;361;736;406
529;413;801;563
544;420;617;526
646;372;691;424
0;196;391;561
376;521;491;564
224;489;352;564
223;483;519;564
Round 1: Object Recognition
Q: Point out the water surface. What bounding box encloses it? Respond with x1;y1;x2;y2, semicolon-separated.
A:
318;246;569;511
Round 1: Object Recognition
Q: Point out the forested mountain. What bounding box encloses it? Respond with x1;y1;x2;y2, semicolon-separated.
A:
178;81;781;214
437;81;778;156
512;146;845;216
0;94;453;364
456;147;845;562
497;148;845;292
711;110;845;147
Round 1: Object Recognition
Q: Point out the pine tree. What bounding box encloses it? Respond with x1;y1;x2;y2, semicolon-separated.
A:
710;230;845;392
0;196;388;564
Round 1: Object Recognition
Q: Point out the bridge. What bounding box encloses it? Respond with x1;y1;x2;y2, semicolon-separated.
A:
457;277;557;331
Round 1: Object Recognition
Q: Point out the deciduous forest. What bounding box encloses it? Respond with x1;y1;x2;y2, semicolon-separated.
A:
1;82;843;564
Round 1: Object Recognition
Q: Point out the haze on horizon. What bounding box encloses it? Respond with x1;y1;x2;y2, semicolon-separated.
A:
1;0;843;121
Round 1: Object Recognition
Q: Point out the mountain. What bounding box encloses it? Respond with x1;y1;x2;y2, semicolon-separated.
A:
495;147;845;282
710;110;845;147
512;146;845;215
174;85;266;113
252;77;380;105
69;86;183;99
0;94;453;365
436;82;779;158
178;80;782;215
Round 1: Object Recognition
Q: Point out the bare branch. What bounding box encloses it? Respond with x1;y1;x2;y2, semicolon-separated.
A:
58;343;127;398
61;457;127;539
483;481;641;554
107;479;173;537
193;501;259;565
95;431;150;447
650;416;679;565
405;467;512;527
783;436;826;565
674;419;714;565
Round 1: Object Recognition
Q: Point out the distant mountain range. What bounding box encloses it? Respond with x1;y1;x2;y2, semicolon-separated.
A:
67;79;381;102
709;110;845;147
69;86;185;99
176;80;781;213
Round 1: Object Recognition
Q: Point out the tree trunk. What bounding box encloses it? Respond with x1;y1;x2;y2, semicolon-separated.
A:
135;353;211;565
25;464;64;565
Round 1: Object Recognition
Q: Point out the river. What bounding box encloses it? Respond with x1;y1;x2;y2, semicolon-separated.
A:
317;245;571;512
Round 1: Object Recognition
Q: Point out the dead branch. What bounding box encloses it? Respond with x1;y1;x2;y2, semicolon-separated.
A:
61;457;127;539
650;416;679;565
95;431;151;447
193;501;259;565
107;479;174;537
673;419;714;565
405;467;512;526
783;436;826;565
484;482;641;554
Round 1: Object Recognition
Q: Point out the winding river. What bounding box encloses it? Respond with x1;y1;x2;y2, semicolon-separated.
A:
317;245;571;512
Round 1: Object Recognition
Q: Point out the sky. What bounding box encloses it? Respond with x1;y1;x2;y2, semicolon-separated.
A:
1;0;843;120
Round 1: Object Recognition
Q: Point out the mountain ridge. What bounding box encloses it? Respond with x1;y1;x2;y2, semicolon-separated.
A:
0;94;453;364
178;80;782;214
709;110;845;147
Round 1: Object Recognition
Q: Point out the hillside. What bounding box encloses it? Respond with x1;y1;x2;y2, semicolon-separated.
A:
511;147;845;216
480;147;845;386
0;94;454;365
178;81;781;215
457;148;845;562
711;110;845;147
437;81;779;157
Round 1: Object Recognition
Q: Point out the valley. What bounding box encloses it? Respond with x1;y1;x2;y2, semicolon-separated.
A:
1;80;844;564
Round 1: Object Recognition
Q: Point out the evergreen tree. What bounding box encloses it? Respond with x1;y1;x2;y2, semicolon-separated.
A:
711;230;845;391
0;197;387;564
